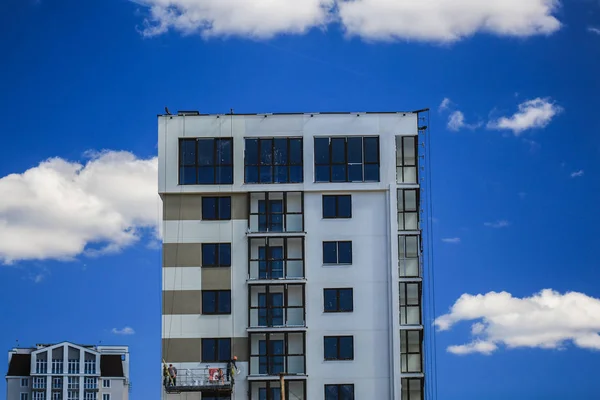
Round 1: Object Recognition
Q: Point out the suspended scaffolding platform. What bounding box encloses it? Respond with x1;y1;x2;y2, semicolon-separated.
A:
164;368;234;394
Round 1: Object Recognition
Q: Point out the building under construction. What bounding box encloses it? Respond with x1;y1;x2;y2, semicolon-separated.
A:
157;110;433;400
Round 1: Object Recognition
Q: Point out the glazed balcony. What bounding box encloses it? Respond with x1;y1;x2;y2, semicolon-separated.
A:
248;237;305;281
248;284;306;330
248;192;304;234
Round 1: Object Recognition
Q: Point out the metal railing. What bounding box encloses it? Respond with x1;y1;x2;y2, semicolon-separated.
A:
164;368;234;392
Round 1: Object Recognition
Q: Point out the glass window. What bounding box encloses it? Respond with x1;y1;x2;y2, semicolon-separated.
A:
20;394;28;400
400;330;423;373
325;384;355;400
324;288;353;312
322;195;352;219
322;241;352;264
314;136;380;183
202;197;231;220
398;189;419;231
21;378;28;387
399;235;420;277
102;380;110;388
324;336;354;360
400;282;422;325
103;395;110;400
401;378;424;400
202;243;231;267
244;138;303;183
178;138;233;185
396;136;418;184
202;290;231;314
202;338;231;362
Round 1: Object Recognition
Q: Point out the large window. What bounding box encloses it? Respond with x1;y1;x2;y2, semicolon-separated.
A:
248;192;304;233
400;282;421;325
202;197;231;220
252;381;306;400
68;359;79;374
35;359;47;374
67;391;79;400
322;195;352;219
202;243;231;267
401;378;424;400
83;377;97;389
400;330;423;373
33;377;46;389
202;290;231;315
398;235;420;277
179;138;233;185
84;359;96;375
250;332;306;375
397;189;419;231
52;393;60;400
21;378;28;387
323;241;352;264
314;136;380;182
202;338;231;362
249;237;304;280
67;377;79;390
52;377;62;389
102;380;110;388
324;288;353;312
32;393;45;400
51;359;63;374
325;384;355;400
249;284;305;328
20;394;29;400
245;138;303;183
324;336;354;360
396;136;418;184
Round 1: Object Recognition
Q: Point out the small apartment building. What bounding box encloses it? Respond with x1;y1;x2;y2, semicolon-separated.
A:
159;110;428;400
5;342;130;400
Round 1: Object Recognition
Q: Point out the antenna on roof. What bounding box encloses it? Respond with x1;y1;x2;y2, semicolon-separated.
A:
15;339;19;348
165;106;171;115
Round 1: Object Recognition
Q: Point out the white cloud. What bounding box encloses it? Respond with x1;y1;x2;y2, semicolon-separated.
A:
588;26;600;35
439;98;452;112
487;98;563;135
484;220;510;228
442;237;461;244
111;327;135;335
570;170;584;178
134;0;562;42
435;289;600;355
0;151;160;264
447;111;466;131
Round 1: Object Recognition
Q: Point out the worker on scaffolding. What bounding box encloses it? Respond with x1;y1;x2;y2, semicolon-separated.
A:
162;364;171;388
168;364;177;386
227;356;239;384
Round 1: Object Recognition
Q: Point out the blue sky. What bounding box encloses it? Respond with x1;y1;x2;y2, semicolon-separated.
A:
1;0;600;399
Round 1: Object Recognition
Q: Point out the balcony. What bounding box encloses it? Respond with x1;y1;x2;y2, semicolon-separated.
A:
249;379;307;400
248;284;306;330
248;237;304;281
248;192;303;234
249;332;306;377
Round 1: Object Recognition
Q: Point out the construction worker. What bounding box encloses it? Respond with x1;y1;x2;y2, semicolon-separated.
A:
168;364;177;386
227;356;238;384
162;364;170;387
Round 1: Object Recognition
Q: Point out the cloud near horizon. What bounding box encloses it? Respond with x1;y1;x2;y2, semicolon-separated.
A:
0;151;160;264
435;289;600;355
111;327;136;335
134;0;562;43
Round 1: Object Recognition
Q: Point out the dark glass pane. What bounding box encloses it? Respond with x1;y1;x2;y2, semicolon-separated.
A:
364;164;380;182
339;289;353;312
216;139;232;165
202;244;216;266
340;385;355;400
331;138;346;163
259;166;273;183
202;339;215;362
271;340;284;354
180;140;197;165
270;200;283;213
202;198;217;219
274;166;288;183
271;388;281;400
271;293;284;307
197;139;214;166
270;215;283;232
364;137;379;163
339;337;353;359
218;291;231;313
270;247;284;259
202;291;216;313
219;244;231;266
289;138;303;165
245;139;259;165
331;165;346;182
260;139;273;165
218;339;231;361
246;166;259;183
258;215;267;231
347;164;363;182
325;385;339;400
259;388;267;400
338;195;352;218
314;138;330;164
322;196;337;218
315;165;330;182
289;166;303;183
270;261;284;278
215;166;233;184
323;242;338;264
324;337;338;360
218;197;231;220
347;137;363;163
198;166;214;184
324;289;337;312
338;242;352;264
179;167;197;185
273;139;288;165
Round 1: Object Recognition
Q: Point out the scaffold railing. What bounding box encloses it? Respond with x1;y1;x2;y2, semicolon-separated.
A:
164;367;234;394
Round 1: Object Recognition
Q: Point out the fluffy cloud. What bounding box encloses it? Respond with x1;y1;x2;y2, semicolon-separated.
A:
0;151;160;264
570;170;584;178
487;98;563;135
447;111;466;131
442;237;461;244
112;327;136;335
133;0;562;42
435;289;600;355
484;220;510;228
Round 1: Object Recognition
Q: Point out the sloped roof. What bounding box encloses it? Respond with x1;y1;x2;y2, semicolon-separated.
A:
100;355;124;377
7;354;30;377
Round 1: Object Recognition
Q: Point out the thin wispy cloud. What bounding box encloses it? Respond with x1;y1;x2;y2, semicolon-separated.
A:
112;327;135;335
570;170;584;178
439;98;452;112
133;0;561;43
487;98;563;136
588;27;600;35
435;289;600;355
442;237;461;244
484;220;510;228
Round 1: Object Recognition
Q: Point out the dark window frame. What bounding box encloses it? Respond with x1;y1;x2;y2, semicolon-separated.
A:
322;195;352;219
400;330;423;373
248;236;305;280
396;136;418;184
397;188;420;231
248;192;304;233
244;137;304;184
400;282;422;325
324;384;355;400
401;377;424;400
323;288;353;313
202;196;231;221
202;290;232;315
251;380;307;400
314;136;380;183
201;243;231;267
322;241;353;264
249;332;306;375
248;284;306;328
179;138;234;185
201;338;232;362
324;336;354;361
398;235;421;278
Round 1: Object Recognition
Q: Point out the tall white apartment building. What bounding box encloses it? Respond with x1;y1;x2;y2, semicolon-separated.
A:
5;342;130;400
159;110;427;400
